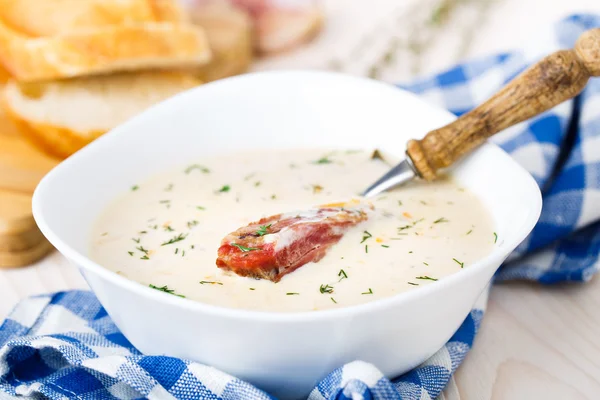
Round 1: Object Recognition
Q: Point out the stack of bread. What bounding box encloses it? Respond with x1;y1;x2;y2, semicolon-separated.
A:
0;0;256;267
0;0;254;158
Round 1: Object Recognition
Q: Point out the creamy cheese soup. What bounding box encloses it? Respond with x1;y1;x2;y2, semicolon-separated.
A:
91;149;496;312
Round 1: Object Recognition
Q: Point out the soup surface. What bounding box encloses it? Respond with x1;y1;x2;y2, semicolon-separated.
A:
91;149;496;312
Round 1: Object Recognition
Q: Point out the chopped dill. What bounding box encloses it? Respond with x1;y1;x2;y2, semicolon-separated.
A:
361;288;373;295
149;284;185;298
256;224;272;237
338;269;348;281
319;284;334;294
361;231;372;243
433;217;449;224
330;297;338;304
453;258;464;268
416;276;438;281
313;156;333;164
199;281;223;285
231;243;259;252
136;246;149;254
161;233;187;246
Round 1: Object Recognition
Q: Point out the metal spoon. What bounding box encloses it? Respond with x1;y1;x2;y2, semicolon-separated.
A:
362;28;600;198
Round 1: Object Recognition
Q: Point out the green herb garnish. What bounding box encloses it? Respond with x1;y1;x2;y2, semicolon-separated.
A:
416;276;438;281
197;206;206;211
453;258;464;268
286;292;300;295
365;245;369;253
361;288;373;295
164;225;174;232
131;185;139;191
466;229;473;235
161;233;187;246
136;246;149;254
434;217;449;224
360;231;372;243
249;288;255;291
313;156;333;164
128;251;134;256
187;220;199;229
200;281;223;285
254;181;261;187
407;282;419;286
140;255;150;260
338;269;348;281
149;284;185;297
231;243;259;252
494;232;498;243
256;224;272;237
218;185;230;193
423;262;429;266
132;238;140;243
381;244;390;248
319;284;334;294
330;297;337;304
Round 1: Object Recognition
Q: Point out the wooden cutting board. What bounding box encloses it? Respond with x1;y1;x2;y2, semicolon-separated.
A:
0;110;59;267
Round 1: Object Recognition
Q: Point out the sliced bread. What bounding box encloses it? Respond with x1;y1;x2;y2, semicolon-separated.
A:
0;0;210;82
2;71;201;158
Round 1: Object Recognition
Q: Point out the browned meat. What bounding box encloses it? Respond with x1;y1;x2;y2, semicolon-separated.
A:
216;201;372;282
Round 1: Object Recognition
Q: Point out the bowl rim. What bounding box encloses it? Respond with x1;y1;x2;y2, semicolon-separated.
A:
32;70;543;323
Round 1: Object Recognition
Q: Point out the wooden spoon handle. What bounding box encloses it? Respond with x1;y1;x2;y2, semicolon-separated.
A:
407;28;600;181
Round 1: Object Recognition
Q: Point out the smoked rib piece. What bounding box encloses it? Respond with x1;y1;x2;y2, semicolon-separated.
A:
216;201;372;282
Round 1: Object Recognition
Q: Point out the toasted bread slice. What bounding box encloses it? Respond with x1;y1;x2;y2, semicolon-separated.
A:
2;71;201;158
0;0;210;82
190;2;253;82
0;0;161;36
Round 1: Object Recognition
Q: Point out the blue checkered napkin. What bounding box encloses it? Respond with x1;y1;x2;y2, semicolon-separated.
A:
1;14;600;400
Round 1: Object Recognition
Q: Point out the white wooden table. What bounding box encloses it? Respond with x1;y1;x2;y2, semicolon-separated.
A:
2;0;600;398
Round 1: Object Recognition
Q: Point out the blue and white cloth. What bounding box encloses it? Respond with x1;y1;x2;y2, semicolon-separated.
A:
1;14;599;400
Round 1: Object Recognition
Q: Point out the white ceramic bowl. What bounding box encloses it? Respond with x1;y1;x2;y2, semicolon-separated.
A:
33;71;542;399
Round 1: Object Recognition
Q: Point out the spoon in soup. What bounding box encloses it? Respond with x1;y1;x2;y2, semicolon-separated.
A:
362;28;600;197
217;28;600;280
